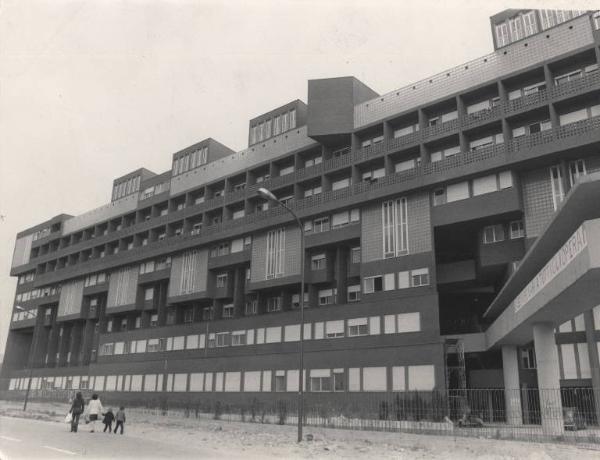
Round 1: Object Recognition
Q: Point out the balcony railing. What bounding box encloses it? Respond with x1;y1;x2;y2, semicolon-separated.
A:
504;89;548;114
387;131;421;151
460;105;502;129
551;70;600;100
421;118;459;140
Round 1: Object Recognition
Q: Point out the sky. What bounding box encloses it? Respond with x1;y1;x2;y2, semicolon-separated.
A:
0;0;591;354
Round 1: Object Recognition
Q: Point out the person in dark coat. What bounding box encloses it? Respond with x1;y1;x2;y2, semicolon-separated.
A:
102;408;115;433
114;406;126;435
69;392;85;432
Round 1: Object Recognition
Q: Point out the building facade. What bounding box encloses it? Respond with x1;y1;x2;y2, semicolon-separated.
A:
3;9;600;430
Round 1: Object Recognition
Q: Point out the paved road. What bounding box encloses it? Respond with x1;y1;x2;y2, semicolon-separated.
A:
0;416;215;459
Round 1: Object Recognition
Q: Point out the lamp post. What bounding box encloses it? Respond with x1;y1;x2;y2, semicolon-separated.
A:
17;306;38;411
257;187;306;443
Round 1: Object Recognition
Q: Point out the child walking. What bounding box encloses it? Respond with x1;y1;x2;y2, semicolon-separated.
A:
114;406;126;435
102;408;115;433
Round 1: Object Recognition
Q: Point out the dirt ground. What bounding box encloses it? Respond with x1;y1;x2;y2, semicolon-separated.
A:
1;400;598;459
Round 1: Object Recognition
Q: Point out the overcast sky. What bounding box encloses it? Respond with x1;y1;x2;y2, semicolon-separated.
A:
0;0;589;354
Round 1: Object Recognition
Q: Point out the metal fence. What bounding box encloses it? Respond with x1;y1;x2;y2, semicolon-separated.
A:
4;388;600;449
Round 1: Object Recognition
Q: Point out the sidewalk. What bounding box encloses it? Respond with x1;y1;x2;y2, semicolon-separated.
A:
1;400;598;459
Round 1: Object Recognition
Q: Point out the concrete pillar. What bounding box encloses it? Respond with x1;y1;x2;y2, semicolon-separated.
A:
46;322;60;367
335;247;348;305
502;345;523;425
233;267;245;316
533;322;564;435
79;319;94;365
584;309;600;424
68;322;82;367
56;323;70;367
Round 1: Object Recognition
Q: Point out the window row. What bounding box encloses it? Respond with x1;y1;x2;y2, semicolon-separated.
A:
83;272;109;287
433;170;513;206
303;208;360;234
8;364;435;393
139;256;173;274
363;268;430;293
32;226;52;242
250;109;297;145
112;175;141;201
99;312;422;357
15;284;61;303
140;181;169;201
482;220;524;244
172;147;208;177
18;272;36;285
210;236;252;257
11;308;38;323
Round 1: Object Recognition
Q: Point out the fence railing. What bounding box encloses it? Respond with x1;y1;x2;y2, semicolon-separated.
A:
3;388;600;448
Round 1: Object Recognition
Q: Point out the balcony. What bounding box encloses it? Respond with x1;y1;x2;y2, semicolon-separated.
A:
551;70;600;100
504;88;549;115
421;118;459;140
387;131;420;151
460;105;501;129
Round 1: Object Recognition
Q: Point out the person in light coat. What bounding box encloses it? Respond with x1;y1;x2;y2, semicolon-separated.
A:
86;394;104;433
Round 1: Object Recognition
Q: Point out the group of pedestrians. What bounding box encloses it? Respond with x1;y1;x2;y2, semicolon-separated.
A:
68;392;126;434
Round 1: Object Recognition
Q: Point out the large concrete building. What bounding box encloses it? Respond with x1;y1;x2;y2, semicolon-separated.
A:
3;8;600;432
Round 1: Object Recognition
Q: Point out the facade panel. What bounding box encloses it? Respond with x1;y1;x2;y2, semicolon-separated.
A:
362;192;431;263
168;249;208;297
11;234;33;268
57;279;84;317
107;266;139;309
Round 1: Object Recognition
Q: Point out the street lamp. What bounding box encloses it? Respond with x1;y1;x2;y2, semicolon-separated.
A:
16;306;38;411
257;187;306;443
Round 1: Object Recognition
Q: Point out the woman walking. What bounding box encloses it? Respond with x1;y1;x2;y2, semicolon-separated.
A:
69;392;85;432
86;394;104;433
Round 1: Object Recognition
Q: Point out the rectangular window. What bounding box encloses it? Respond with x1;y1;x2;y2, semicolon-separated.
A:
347;284;361;302
266;228;285;279
144;287;154;301
222;304;234;318
510;220;524;239
495;22;509;47
245;300;258;316
325;320;344;338
310;369;331;392
313;217;330;233
549;165;565;211
265;326;282;343
408;365;435;391
363;276;383;294
267;296;282;312
319;289;335;306
331;210;350;228
362;367;387;391
397;312;421;333
568;159;586;187
348;317;368;337
216;332;230;347
216;273;228;288
275;371;286;392
411;268;429;287
472;174;498;196
311;254;326;270
446;181;469;202
351;246;361;264
332;177;351;191
521;348;536;369
483;224;505;244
